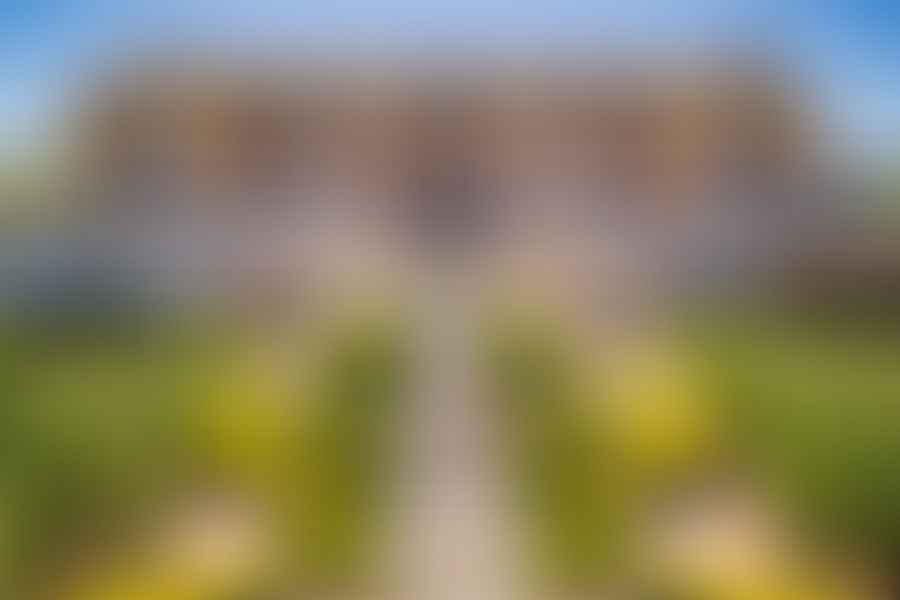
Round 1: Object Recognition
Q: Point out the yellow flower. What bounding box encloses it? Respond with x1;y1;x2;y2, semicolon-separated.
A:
67;562;195;600
588;340;717;474
205;347;316;491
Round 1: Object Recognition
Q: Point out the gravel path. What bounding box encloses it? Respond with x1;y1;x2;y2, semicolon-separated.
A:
384;273;529;600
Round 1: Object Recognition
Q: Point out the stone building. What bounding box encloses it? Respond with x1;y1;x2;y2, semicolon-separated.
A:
75;53;814;312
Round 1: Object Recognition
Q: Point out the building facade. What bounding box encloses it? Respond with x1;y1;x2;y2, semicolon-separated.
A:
76;54;814;312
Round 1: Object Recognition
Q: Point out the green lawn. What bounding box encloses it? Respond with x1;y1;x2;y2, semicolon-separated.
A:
489;308;900;594
0;314;408;598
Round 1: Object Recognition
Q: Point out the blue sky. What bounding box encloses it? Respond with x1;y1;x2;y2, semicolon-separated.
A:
1;1;898;166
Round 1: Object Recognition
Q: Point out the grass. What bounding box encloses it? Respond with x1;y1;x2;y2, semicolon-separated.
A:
489;307;900;591
0;313;408;598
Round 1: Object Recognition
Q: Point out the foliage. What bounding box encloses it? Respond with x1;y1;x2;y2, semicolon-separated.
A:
0;312;408;598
